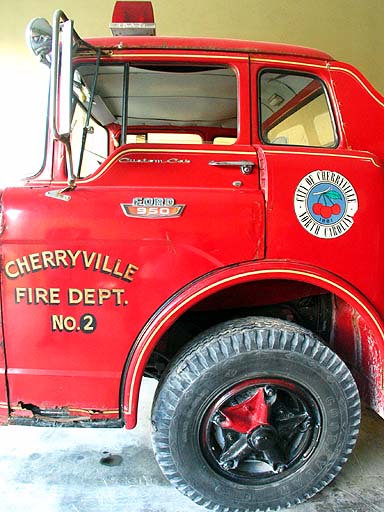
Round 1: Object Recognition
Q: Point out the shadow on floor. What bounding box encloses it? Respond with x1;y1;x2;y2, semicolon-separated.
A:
0;379;383;512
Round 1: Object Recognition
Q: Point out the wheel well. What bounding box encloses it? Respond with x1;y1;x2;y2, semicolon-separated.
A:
143;276;384;419
144;279;333;379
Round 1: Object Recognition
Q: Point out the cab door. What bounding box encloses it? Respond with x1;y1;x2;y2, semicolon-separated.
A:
251;59;382;302
1;55;265;419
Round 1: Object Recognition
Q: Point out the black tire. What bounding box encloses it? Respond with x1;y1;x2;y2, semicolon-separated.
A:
151;317;361;512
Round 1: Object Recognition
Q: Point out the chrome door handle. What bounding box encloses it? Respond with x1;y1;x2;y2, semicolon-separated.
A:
208;160;255;175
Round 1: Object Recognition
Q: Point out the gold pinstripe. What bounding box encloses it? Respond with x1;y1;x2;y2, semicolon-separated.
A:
263;149;381;168
329;65;384;109
251;57;328;69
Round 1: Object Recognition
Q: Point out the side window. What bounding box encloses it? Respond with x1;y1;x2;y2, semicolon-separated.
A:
71;103;109;178
259;70;337;147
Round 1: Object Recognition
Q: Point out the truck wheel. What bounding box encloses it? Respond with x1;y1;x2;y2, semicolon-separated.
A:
151;317;360;512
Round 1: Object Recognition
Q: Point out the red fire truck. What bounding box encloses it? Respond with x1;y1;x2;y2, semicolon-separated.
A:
1;2;383;510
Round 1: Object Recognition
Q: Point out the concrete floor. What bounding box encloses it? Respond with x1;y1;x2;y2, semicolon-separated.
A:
0;378;383;512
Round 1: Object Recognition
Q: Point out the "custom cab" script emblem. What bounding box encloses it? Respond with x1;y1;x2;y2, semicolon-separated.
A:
119;157;191;164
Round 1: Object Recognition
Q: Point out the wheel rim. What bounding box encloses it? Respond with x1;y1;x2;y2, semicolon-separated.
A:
201;378;322;485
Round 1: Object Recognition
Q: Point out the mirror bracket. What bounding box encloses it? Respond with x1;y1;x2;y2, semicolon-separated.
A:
28;9;98;190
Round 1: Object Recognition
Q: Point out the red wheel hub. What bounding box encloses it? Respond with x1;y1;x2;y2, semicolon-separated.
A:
202;380;319;481
220;388;270;434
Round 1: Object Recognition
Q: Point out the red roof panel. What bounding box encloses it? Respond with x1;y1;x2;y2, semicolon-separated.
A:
84;36;333;61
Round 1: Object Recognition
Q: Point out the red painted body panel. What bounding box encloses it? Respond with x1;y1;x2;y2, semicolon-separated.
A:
330;61;384;159
259;147;384;313
2;33;384;427
331;296;384;416
1;140;263;415
0;313;9;423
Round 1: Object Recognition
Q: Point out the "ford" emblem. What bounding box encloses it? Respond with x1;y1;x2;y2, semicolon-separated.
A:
121;197;186;218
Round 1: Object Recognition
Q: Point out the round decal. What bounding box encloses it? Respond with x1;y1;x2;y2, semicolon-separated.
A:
294;170;358;239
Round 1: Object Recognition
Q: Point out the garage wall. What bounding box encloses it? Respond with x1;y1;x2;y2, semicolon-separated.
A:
0;0;383;178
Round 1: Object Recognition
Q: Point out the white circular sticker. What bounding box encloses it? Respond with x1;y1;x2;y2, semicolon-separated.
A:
294;170;358;239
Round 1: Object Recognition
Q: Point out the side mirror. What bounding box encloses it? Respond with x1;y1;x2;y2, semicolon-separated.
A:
26;18;52;66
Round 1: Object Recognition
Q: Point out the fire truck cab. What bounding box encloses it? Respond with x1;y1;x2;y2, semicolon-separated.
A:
1;2;384;511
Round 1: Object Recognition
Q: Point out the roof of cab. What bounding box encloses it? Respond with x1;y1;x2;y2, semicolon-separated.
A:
84;36;333;61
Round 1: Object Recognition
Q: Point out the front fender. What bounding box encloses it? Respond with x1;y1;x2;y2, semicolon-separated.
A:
121;260;384;428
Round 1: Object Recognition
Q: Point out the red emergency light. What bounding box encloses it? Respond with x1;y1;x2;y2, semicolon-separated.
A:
110;1;156;36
